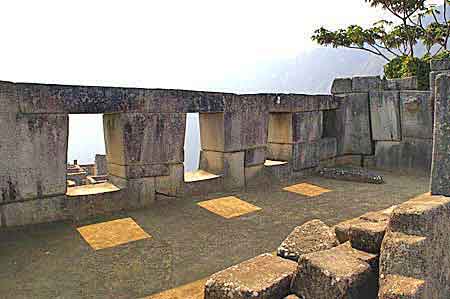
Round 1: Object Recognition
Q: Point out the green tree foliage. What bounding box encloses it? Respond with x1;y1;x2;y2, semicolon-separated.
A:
312;0;450;88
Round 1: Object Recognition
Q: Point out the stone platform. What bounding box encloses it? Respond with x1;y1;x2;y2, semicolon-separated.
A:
0;171;428;298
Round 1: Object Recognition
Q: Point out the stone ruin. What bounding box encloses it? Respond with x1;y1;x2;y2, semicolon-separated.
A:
1;57;450;298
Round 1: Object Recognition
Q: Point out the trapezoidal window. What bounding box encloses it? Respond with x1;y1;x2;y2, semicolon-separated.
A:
66;114;118;196
184;112;222;183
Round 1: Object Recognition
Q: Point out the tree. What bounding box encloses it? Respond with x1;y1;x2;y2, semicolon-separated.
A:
312;0;450;62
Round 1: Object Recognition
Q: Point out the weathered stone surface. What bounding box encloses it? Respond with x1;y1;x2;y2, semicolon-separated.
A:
431;74;450;196
267;143;292;162
292;142;319;171
223;151;245;190
268;112;293;144
268;94;334;113
322;109;337;138
292;242;378;299
334;206;394;253
95;154;107;176
335;93;373;155
104;113;185;178
375;139;432;174
204;253;296;299
0;195;69;227
0;81;18;113
352;76;382;92
369;91;401;141
385;76;418;91
245;147;266;167
155;163;184;196
331;78;352;94
277;219;339;262
318;167;384;185
334;155;363;167
400;91;432;139
319;137;337;161
292;111;323;143
379;275;425;299
10;114;68;201
379;193;450;298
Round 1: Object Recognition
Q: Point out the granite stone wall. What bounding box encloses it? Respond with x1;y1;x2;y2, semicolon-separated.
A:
0;63;443;227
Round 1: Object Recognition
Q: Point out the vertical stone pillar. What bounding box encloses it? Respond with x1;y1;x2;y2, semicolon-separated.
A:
431;74;450;195
0;82;69;226
199;95;269;189
104;112;186;200
331;77;375;157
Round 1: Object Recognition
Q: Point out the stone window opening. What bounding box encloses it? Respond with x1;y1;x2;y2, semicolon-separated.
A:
66;114;118;196
184;112;223;183
265;112;291;166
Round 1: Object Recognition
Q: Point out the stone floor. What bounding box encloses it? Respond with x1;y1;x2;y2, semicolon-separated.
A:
0;170;429;299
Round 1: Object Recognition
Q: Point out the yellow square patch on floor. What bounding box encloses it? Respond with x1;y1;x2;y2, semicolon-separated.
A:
283;183;331;197
198;196;261;219
77;217;151;250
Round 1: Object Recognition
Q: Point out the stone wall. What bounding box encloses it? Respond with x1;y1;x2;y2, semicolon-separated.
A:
331;74;435;174
0;64;441;227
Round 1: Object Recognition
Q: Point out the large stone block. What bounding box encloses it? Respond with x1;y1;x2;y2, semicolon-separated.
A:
400;91;432;139
268;112;293;144
145;89;227;113
369;91;401;141
431;74;450;195
0;81;18;113
277;219;339;262
335;207;393;253
267;143;293;162
319;137;337;161
0;195;69;227
104;113;185;178
205;254;297;299
245;147;266;167
379;193;450;298
331;78;352;94
385;76;418;90
379;275;425;299
12;114;68;201
107;163;169;179
223;151;245;190
336;93;373;155
155;163;184;196
268;94;328;113
292;111;323;143
352;76;382;92
375;139;432;174
292;242;378;299
199;150;224;174
94;154;107;176
293;142;319;171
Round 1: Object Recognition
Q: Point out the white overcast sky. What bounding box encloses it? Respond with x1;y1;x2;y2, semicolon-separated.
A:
0;0;441;164
2;0;433;90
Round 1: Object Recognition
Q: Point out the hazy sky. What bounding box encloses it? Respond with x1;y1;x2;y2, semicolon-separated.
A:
0;0;440;165
0;0;397;89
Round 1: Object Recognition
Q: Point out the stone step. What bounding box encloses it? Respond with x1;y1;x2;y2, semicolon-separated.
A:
334;207;394;254
277;219;339;262
291;242;378;299
380;232;427;279
204;253;297;299
378;274;425;299
389;193;450;236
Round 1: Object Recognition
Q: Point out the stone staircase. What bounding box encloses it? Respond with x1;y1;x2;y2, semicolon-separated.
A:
203;192;450;299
